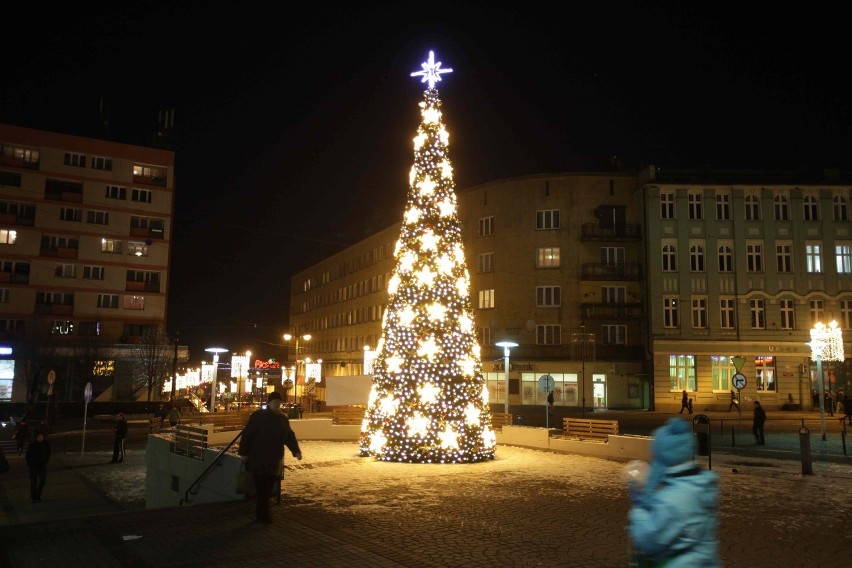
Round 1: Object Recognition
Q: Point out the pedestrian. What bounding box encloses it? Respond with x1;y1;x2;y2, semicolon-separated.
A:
13;419;29;455
111;413;128;463
625;417;720;567
238;391;302;524
812;389;819;410
157;403;167;430
25;430;51;503
678;390;689;414
687;398;694;414
752;401;766;445
168;406;181;428
727;389;739;412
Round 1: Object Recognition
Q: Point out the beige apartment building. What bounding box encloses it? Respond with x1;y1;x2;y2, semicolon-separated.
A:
0;123;178;404
288;172;649;411
638;166;852;412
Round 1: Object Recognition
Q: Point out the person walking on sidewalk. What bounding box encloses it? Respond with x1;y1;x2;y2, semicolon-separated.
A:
13;419;29;455
168;406;181;428
25;430;51;503
752;401;766;445
678;390;689;414
239;391;302;524
111;413;128;463
727;390;739;412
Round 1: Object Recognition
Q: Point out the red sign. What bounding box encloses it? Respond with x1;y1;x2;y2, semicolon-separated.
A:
254;359;281;369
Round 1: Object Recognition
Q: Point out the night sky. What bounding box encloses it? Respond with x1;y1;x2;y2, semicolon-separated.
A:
2;2;850;363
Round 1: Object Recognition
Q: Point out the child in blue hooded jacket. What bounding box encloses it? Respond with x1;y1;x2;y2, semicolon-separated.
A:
626;417;721;567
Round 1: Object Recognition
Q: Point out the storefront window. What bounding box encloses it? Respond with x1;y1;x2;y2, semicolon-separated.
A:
669;354;696;391
521;373;578;406
755;356;776;391
484;372;505;404
711;355;733;391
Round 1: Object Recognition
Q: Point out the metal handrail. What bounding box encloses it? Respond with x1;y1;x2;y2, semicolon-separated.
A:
179;429;243;506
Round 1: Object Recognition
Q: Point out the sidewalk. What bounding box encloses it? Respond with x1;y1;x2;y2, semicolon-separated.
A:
1;414;849;567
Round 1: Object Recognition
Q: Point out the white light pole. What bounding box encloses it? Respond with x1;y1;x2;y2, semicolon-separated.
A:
205;347;228;413
495;341;518;415
284;333;311;403
808;320;845;441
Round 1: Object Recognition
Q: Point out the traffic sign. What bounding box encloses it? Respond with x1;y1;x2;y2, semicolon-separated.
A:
732;373;747;390
538;375;555;391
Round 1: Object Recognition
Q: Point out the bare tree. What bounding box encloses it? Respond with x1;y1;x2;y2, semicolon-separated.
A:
131;327;171;402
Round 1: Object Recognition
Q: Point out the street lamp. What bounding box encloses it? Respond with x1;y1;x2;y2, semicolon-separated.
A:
572;326;596;418
808;320;845;441
205;347;228;413
233;350;251;412
283;333;311;403
495;341;518;415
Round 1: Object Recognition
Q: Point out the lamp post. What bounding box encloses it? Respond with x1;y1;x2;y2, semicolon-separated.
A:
808;320;845;441
205;347;228;413
233;350;250;412
572;326;596;418
283;333;311;403
495;341;518;415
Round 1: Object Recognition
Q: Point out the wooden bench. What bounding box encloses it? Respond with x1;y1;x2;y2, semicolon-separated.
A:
558;417;619;441
332;408;366;425
195;413;250;432
491;412;513;430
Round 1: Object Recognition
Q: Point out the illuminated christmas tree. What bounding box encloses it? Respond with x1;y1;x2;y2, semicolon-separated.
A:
359;51;496;464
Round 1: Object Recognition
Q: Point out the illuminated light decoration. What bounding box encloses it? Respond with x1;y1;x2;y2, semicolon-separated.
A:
359;51;494;464
410;50;453;89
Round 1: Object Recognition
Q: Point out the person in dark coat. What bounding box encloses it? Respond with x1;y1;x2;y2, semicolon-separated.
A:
727;390;739;412
168;406;181;428
678;390;689;414
111;413;128;463
239;391;302;524
25;430;51;503
13;419;29;455
752;401;766;445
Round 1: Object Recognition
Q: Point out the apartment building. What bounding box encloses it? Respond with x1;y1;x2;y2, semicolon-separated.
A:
289;172;649;411
0;123;177;403
638;166;852;412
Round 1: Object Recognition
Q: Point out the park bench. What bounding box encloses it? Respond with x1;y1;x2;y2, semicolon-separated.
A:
554;417;619;441
491;412;513;431
332;407;366;425
195;413;250;432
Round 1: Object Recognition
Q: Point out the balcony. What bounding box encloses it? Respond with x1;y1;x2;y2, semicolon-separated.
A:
581;302;644;320
0;154;39;170
133;174;167;187
40;247;79;259
126;281;160;293
581;223;642;241
581;263;642;280
34;304;74;316
129;226;164;239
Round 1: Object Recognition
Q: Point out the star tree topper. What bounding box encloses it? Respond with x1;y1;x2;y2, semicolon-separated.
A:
410;50;453;89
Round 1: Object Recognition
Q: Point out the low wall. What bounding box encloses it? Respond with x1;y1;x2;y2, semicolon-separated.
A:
497;425;653;461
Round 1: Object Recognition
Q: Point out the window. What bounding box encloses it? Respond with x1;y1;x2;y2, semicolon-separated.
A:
536;324;561;345
835;242;851;274
841;299;852;330
663;297;679;328
50;320;74;335
131;188;152;203
834;196;848;221
0;229;17;245
691;297;707;329
662;244;677;272
744;195;761;220
83;265;105;280
477;216;494;237
536;247;560;268
0;171;22;187
36;291;73;306
97;294;119;308
776;243;793;273
78;321;102;336
660;192;675;219
101;239;122;254
602;286;625;303
105;185;127;200
718;245;733;272
805;242;822;273
478;289;494;309
720;299;736;329
809;299;824;325
55;264;76;278
477;326;491;347
60;207;81;222
91;156;112;171
42;235;78;251
127;241;150;257
601;247;625;265
130;216;165;237
536;209;560;230
133;164;167;182
750;299;766;329
64;152;86;167
123;296;145;310
711;355;733;391
601;324;626;345
689;243;705;272
0;288;8;303
773;195;789;220
780;299;795;330
803;195;819;221
746;242;763;272
86;210;109;225
536;286;561;307
688;192;703;220
669;354;695;391
0;201;34;221
755;356;776;391
477;252;493;273
716;193;730;220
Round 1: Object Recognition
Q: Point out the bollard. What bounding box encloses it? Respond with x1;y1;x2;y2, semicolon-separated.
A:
799;426;813;475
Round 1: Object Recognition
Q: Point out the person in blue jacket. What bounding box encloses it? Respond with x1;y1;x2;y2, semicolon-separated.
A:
625;417;721;567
